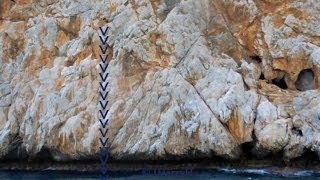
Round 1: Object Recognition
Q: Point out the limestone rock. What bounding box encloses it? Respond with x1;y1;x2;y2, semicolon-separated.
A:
0;0;320;163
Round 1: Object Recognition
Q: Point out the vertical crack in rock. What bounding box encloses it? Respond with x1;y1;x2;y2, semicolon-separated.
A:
174;35;202;68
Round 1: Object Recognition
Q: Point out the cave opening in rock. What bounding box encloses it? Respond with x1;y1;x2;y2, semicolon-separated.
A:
259;73;265;80
295;69;315;91
292;127;303;136
34;147;53;161
250;55;262;63
292;148;320;165
272;77;288;89
241;142;255;159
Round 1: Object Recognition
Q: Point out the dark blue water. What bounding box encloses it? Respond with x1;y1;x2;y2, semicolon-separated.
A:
0;169;320;179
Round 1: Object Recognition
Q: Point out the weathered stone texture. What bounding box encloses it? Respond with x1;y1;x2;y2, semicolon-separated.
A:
0;0;320;161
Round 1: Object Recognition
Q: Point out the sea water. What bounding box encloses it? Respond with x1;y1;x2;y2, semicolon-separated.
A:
0;169;320;179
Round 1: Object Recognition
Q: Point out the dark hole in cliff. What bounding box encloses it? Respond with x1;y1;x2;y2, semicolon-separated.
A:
272;77;287;89
295;69;315;91
291;148;320;166
292;127;303;136
34;147;53;161
250;55;262;63
241;142;254;159
259;73;265;80
1;136;27;161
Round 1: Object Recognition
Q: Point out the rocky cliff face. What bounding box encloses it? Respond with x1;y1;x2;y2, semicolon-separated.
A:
1;0;320;163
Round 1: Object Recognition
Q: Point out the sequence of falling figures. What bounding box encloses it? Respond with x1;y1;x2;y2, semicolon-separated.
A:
98;26;109;180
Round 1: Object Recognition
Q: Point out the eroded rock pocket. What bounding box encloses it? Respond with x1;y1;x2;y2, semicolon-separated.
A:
295;69;315;91
272;76;288;89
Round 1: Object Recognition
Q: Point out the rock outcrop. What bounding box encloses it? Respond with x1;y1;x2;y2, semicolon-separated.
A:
0;0;320;162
